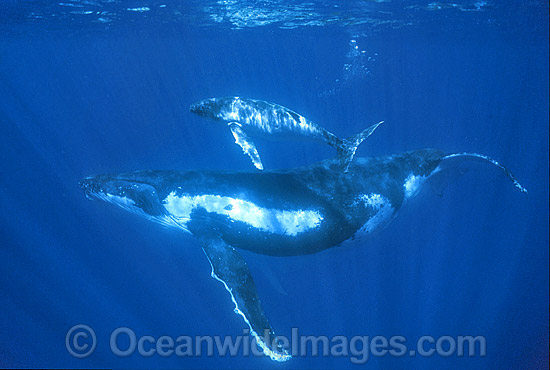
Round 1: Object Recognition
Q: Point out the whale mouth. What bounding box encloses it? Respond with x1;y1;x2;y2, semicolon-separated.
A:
79;175;168;216
79;176;103;200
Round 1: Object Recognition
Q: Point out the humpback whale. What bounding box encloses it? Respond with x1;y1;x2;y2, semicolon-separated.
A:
79;149;526;362
189;96;383;171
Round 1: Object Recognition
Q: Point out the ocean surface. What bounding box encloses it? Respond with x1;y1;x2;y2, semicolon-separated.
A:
0;1;548;369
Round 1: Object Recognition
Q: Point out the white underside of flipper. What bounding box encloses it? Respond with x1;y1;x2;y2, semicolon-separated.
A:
200;237;291;362
228;122;264;170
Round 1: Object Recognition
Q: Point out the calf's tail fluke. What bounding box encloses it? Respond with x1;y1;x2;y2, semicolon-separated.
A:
441;152;528;194
336;120;384;172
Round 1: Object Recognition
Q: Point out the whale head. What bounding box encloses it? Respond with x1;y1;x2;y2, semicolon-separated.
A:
79;173;181;229
189;98;225;121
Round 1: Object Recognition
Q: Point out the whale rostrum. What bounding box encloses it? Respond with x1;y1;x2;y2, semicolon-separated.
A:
190;96;383;172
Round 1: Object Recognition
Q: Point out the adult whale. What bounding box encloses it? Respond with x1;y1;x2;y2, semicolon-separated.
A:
79;149;526;362
189;96;383;171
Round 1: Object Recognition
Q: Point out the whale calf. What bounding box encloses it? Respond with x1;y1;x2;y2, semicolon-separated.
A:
189;96;383;171
80;149;526;362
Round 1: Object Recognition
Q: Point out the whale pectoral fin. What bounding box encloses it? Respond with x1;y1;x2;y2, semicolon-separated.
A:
228;122;264;170
200;237;290;362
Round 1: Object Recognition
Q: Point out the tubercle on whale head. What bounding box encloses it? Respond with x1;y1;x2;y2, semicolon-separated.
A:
189;98;223;120
79;174;167;216
189;101;208;116
79;175;104;200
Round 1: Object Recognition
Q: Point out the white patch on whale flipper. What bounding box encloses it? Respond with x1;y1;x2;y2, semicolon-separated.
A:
201;238;291;362
163;193;323;236
228;122;264;170
206;256;290;362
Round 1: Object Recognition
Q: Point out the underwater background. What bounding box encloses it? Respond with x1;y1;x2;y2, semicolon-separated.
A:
0;1;548;369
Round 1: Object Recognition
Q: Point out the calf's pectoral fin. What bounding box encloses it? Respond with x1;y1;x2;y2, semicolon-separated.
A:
228;122;264;170
200;237;290;362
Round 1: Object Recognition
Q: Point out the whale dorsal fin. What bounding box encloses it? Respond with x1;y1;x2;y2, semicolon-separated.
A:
200;237;290;362
228;122;264;170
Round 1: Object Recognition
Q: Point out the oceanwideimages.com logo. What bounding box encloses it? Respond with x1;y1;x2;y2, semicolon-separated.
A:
66;325;486;364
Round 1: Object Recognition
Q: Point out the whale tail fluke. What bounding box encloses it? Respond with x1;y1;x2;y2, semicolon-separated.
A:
336;120;384;172
440;152;528;194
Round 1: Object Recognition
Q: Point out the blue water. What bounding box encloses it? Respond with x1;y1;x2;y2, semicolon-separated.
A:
0;1;548;369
